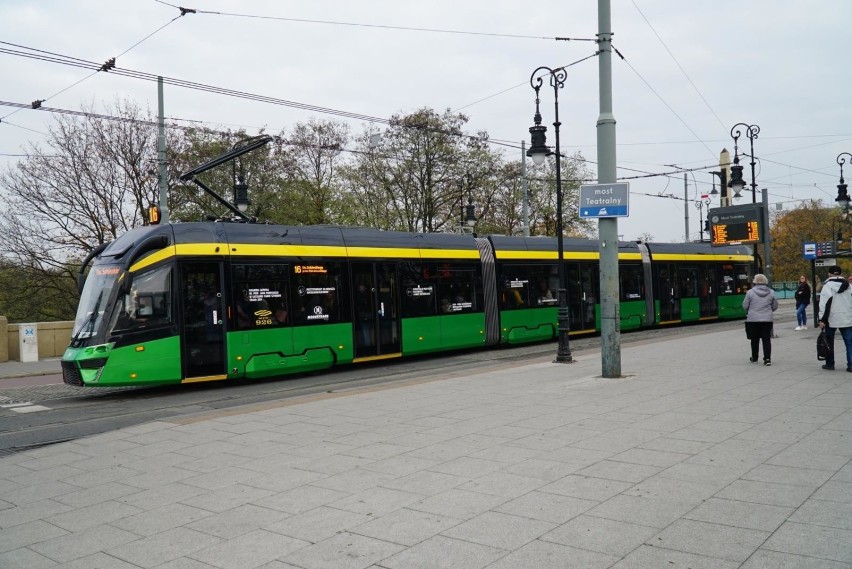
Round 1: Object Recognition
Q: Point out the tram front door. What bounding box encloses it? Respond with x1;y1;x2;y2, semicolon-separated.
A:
352;262;401;359
180;262;227;381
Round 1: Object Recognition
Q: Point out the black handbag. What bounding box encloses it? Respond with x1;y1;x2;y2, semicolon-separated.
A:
817;331;833;361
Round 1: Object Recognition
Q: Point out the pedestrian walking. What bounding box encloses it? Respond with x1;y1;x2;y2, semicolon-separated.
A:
818;265;852;371
743;273;778;366
794;275;811;330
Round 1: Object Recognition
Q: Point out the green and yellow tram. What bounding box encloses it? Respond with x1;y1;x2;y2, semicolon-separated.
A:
62;223;753;387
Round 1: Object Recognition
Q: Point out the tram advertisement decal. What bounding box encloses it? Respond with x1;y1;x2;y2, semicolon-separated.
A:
247;287;282;301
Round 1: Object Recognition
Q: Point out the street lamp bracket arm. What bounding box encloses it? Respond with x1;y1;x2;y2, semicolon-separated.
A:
838;152;852;184
530;66;567;92
730;122;760;143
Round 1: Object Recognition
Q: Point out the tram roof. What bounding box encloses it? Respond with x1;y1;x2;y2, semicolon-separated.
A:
644;241;753;258
104;223;480;251
488;235;642;253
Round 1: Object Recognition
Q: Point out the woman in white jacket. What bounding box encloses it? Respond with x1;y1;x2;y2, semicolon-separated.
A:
818;265;852;371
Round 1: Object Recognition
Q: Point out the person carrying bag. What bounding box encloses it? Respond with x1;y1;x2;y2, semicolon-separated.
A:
742;273;778;366
818;265;852;371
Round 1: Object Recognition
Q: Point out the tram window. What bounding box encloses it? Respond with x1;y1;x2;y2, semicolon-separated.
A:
528;264;558;307
232;263;290;330
679;267;699;297
619;264;644;301
499;264;530;309
292;262;344;325
400;262;437;317
114;265;172;331
437;263;479;314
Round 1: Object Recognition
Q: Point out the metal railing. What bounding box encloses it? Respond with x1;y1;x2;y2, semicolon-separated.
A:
771;282;800;299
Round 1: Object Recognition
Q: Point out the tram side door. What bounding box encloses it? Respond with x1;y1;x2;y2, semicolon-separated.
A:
699;265;718;317
352;262;401;359
656;263;680;322
567;263;597;331
180;262;227;380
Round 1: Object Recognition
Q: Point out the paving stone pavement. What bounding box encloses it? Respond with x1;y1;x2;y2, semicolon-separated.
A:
0;313;850;568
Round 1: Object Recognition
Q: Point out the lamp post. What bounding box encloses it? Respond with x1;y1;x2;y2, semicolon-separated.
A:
837;152;852;215
709;170;727;204
695;194;711;242
232;156;250;214
457;177;477;234
831;218;845;252
527;65;572;363
730;123;760;203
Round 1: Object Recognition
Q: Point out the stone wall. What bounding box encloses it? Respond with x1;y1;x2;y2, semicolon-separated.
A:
0;318;74;362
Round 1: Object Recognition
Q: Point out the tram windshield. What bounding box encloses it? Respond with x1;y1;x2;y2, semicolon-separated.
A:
71;264;121;342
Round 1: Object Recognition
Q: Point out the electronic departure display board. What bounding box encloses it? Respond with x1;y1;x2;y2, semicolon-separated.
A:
708;204;764;246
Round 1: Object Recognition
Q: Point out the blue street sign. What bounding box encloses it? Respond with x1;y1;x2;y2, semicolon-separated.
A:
579;183;630;218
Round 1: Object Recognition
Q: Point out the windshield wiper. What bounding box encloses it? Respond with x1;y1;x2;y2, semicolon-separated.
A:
70;290;104;348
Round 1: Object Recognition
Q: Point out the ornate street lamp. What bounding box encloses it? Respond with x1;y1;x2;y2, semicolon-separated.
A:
232;149;250;214
730;123;760;203
837;152;852;214
465;197;476;228
457;177;477;234
527;66;572;363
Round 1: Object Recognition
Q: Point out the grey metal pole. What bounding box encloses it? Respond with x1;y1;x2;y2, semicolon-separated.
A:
720;149;730;207
521;141;530;236
762;187;772;283
157;77;169;223
684;173;689;241
597;0;621;377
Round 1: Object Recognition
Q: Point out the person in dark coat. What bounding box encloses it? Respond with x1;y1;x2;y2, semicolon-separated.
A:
743;273;779;366
794;275;811;330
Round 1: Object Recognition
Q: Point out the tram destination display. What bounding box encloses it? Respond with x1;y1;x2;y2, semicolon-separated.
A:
708;203;764;246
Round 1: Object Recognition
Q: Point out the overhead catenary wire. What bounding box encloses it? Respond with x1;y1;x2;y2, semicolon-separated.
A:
3;96;844;198
1;41;843;190
0;13;187;122
0;42;534;153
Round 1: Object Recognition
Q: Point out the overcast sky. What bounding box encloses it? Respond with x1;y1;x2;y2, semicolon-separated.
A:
1;0;850;242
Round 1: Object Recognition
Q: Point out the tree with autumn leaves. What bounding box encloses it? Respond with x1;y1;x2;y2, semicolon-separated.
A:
770;200;851;281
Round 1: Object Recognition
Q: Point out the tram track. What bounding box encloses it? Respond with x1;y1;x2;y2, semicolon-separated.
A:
0;309;792;456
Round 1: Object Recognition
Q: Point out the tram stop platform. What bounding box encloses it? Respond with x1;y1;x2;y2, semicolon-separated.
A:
0;307;851;568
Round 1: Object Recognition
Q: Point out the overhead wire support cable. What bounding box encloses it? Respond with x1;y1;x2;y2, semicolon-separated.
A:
453;51;600;113
611;42;717;159
155;2;591;41
630;0;726;131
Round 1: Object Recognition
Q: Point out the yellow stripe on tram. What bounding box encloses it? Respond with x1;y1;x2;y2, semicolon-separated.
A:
651;253;753;262
494;251;643;261
130;242;480;272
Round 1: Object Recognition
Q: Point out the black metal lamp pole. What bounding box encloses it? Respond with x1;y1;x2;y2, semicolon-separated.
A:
838;152;852;214
731;123;760;203
695;195;711;241
527;66;572;363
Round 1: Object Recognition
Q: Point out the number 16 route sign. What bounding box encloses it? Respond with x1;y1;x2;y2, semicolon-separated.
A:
579;183;630;218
